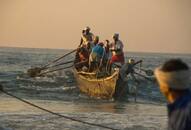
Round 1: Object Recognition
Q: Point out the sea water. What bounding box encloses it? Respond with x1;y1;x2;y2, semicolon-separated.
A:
0;47;190;130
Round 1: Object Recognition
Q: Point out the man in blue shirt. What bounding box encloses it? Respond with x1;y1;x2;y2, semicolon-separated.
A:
155;59;191;130
89;42;105;72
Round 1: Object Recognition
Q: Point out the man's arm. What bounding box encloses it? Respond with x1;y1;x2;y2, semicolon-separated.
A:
133;60;143;66
79;38;83;47
99;48;106;68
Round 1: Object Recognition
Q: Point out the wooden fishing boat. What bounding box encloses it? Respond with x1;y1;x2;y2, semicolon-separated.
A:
73;68;119;99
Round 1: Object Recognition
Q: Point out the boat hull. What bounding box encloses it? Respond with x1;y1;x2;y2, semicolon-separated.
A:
74;69;119;99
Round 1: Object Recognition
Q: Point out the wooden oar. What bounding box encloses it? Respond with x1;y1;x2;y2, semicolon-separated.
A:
134;67;154;76
27;60;75;77
27;49;78;77
38;60;88;76
38;65;74;76
134;72;153;82
41;49;77;69
41;59;74;70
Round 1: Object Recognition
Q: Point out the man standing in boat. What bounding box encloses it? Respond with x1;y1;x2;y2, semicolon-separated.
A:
110;33;125;66
75;26;94;70
79;26;94;52
89;42;106;72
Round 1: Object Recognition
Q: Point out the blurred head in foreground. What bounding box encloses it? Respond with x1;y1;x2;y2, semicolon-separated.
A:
155;59;190;103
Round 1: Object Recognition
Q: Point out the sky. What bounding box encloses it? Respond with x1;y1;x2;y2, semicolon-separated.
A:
0;0;191;54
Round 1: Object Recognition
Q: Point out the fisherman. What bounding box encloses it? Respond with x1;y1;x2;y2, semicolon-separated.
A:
104;39;110;59
120;59;142;81
79;26;94;51
154;59;191;130
93;36;99;46
74;47;89;70
110;33;125;65
89;42;106;72
78;47;89;62
113;58;142;100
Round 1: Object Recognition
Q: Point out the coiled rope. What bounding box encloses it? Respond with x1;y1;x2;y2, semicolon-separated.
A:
0;85;120;130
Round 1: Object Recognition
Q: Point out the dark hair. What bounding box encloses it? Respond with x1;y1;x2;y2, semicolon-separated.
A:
161;59;189;72
105;40;109;43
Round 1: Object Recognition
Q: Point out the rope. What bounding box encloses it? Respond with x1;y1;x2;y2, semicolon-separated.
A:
0;88;119;130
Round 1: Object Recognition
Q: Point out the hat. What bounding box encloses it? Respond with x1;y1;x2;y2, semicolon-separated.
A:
155;67;190;90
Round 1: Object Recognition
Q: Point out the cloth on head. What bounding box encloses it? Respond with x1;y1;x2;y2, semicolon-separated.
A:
155;67;190;90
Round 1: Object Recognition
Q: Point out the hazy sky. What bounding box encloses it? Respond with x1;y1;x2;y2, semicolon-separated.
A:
0;0;191;53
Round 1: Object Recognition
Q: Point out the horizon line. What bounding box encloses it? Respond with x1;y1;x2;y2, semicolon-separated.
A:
0;45;190;55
